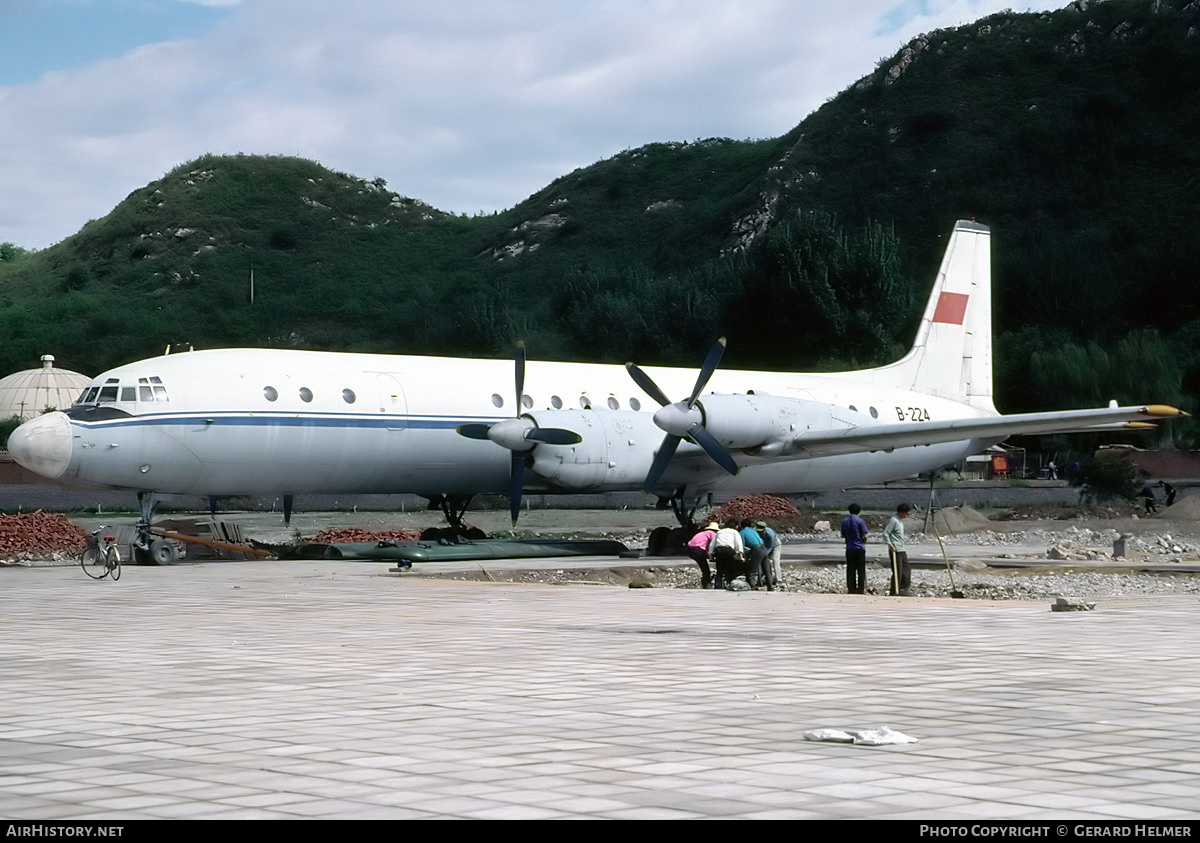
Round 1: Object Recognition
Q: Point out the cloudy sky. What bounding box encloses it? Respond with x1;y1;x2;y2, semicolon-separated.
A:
0;0;1060;249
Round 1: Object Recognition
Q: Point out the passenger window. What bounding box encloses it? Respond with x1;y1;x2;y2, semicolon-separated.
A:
342;388;356;404
299;387;313;403
491;393;504;408
551;395;563;409
521;394;533;409
630;398;641;411
607;397;619;410
264;386;278;402
869;406;878;419
579;394;591;409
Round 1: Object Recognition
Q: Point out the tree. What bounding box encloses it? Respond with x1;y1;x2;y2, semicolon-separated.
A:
1072;450;1140;505
0;414;22;448
0;242;30;263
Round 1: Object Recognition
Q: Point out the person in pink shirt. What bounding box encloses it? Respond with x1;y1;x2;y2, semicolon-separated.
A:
685;522;719;589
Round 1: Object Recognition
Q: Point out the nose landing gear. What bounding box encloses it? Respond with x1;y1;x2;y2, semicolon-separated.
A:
130;491;180;565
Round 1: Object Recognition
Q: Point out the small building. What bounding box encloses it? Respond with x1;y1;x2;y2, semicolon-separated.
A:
0;355;90;421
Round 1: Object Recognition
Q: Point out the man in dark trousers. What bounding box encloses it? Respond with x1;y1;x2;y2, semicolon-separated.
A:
840;503;869;594
883;503;912;596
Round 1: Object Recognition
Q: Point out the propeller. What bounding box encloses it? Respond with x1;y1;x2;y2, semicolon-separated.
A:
456;342;581;525
626;338;739;494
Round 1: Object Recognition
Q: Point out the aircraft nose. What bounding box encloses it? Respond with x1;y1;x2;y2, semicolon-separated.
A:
7;412;73;480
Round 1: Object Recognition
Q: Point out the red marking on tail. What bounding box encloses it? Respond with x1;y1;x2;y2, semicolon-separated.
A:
932;292;969;325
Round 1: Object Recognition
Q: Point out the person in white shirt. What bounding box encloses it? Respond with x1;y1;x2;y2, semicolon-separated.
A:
708;521;744;589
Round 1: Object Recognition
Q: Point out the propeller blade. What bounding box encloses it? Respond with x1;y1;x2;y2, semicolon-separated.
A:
626;362;672;408
457;423;493;440
631;337;733;492
687;337;726;407
514;340;526;411
526;427;583;446
510;451;525;526
688;423;739;476
643;435;682;494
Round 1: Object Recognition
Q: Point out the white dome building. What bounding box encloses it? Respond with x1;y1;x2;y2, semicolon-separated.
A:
0;355;91;420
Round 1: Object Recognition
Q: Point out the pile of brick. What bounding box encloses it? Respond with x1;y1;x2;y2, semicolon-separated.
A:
703;495;811;530
310;527;422;544
0;511;87;555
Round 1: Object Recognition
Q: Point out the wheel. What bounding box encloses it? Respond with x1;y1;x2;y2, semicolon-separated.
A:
666;527;690;555
147;539;178;565
647;526;672;556
81;545;107;579
107;546;121;581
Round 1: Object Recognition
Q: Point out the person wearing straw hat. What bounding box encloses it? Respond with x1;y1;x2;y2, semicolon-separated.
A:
684;522;719;589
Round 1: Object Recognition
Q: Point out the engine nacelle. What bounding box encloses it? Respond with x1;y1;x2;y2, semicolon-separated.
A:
525;409;662;491
696;393;836;451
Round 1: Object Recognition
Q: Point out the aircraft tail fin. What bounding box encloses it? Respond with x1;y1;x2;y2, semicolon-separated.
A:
874;220;995;412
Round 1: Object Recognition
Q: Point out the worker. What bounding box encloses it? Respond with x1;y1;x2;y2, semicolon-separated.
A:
883;503;912;596
840;503;869;594
709;520;744;589
756;520;781;589
684;522;718;588
739;518;770;590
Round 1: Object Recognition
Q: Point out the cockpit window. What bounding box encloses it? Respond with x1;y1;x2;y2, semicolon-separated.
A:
71;375;161;406
135;376;169;402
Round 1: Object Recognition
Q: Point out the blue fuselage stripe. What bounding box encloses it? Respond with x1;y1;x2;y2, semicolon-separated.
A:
71;413;501;431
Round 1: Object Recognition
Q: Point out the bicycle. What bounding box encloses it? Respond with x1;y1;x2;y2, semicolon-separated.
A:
81;526;121;580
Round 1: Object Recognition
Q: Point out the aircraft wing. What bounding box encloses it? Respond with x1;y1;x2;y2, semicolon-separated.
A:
784;404;1186;459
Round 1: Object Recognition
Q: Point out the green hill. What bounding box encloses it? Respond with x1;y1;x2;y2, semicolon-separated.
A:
2;0;1198;443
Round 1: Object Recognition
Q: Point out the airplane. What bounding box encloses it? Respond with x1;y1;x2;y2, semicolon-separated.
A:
8;220;1184;562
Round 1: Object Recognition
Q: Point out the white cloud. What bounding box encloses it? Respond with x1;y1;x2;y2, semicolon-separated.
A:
0;0;1059;248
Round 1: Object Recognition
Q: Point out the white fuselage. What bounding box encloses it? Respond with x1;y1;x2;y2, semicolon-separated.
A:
14;222;1175;504
13;347;994;499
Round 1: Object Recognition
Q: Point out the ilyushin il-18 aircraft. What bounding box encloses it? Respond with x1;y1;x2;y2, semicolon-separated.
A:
9;220;1184;560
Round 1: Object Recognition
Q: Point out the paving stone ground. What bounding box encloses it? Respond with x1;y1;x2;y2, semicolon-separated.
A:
2;558;1199;820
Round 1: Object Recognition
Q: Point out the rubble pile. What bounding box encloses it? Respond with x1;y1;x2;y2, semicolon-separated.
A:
705;495;807;528
0;511;87;555
309;527;422;544
1110;533;1198;562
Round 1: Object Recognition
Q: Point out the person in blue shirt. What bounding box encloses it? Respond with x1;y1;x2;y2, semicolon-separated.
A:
739;518;771;590
840;503;869;594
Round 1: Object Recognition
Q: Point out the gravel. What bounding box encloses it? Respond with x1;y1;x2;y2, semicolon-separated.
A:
571;521;1200;600
774;566;1200;601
